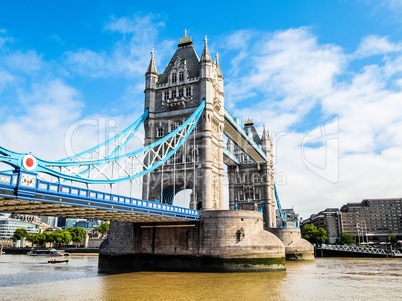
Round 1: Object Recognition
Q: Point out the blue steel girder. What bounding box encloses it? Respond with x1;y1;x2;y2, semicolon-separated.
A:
274;183;287;228
223;108;268;164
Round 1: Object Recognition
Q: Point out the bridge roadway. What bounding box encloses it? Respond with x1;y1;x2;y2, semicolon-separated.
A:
0;171;199;223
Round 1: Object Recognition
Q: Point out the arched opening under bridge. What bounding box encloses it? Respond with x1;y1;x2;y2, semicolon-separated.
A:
159;185;194;208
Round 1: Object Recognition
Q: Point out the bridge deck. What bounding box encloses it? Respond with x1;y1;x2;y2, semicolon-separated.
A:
0;171;199;223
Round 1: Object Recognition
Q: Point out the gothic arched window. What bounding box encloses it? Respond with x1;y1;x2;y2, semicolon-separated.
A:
186;86;192;96
156;127;164;137
172;73;177;83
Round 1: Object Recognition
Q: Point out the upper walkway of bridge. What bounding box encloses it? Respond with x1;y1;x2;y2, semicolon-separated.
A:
223;108;268;164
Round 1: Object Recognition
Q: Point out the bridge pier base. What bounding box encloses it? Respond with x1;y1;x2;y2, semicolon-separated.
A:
99;210;286;273
268;228;314;261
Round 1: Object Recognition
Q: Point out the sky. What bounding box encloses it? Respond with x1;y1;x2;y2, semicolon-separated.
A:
0;0;402;218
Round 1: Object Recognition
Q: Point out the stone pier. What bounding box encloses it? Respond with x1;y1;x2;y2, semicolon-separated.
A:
99;210;286;273
268;228;314;261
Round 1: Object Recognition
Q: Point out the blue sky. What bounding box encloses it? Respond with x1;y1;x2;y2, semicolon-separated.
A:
1;0;402;217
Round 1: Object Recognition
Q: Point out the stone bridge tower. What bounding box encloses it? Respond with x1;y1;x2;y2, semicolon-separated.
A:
227;119;277;228
142;32;225;210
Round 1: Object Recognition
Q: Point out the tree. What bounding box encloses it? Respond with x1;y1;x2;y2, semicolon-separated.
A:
337;232;355;245
301;223;328;246
94;222;109;234
316;228;328;245
301;224;317;242
389;234;398;245
28;233;47;247
67;227;87;245
11;228;29;242
52;230;72;247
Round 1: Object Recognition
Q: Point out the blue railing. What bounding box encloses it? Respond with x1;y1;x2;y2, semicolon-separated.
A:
0;171;199;219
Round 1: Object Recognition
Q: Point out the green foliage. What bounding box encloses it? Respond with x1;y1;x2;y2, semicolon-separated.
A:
11;228;29;242
52;230;72;246
28;232;47;247
26;229;73;247
389;234;397;245
67;227;87;244
316;228;328;245
337;232;355;245
301;224;316;241
94;222;109;234
301;223;328;246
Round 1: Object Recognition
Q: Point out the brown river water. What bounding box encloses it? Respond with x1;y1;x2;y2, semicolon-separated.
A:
0;255;401;300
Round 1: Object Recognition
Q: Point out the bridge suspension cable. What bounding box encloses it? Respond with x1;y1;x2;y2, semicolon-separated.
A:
0;100;206;186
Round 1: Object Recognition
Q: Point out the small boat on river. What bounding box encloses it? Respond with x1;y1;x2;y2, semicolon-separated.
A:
48;259;69;264
27;248;65;256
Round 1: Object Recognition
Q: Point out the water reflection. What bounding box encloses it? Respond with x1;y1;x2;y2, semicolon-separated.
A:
0;255;401;301
100;271;286;300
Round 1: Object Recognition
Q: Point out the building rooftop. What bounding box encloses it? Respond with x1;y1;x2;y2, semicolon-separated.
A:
158;44;200;84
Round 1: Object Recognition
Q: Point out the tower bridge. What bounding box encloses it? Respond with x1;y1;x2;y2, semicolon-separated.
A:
0;31;314;272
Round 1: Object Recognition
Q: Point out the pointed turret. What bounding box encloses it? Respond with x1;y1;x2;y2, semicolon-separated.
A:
227;139;235;153
200;35;214;99
215;52;223;78
146;49;158;75
260;124;272;154
144;49;158;112
200;36;212;62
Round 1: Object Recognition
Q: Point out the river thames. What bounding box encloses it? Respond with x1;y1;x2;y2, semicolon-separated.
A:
0;255;401;300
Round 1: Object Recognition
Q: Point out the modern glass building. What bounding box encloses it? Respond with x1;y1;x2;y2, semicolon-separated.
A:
0;216;39;239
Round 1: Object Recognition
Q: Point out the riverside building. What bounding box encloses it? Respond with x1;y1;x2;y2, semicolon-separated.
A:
340;198;402;243
303;198;402;243
0;215;39;239
302;208;342;244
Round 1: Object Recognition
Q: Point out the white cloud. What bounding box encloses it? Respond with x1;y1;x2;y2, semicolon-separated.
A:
226;27;347;130
5;50;43;74
354;35;402;58
364;0;402;24
0;69;14;92
105;15;164;35
223;28;402;217
0;80;84;159
65;14;172;78
106;16;137;34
